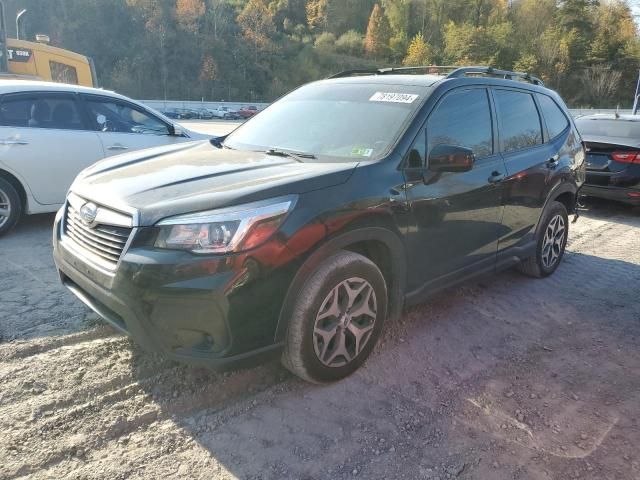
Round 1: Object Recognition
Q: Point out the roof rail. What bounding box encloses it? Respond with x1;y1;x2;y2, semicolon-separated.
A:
446;66;544;86
328;65;544;86
328;66;461;79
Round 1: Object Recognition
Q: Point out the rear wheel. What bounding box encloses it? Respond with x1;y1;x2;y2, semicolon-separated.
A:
517;201;568;278
0;177;22;237
282;250;388;383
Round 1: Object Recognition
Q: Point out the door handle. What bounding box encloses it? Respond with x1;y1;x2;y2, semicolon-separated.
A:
107;144;129;151
0;139;28;145
488;171;505;184
546;156;559;169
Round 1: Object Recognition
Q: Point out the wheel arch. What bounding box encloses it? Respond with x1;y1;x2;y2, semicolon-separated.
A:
535;182;577;237
0;168;27;211
274;227;407;343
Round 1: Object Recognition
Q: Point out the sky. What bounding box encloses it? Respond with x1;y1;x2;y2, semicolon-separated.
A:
630;0;640;23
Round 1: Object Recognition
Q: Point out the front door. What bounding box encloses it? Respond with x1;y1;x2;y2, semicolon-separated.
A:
0;92;104;205
403;87;507;292
80;95;185;157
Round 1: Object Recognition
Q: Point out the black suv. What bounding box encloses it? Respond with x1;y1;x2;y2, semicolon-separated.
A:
53;66;585;383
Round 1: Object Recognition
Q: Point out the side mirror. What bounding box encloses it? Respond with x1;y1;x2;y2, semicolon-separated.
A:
171;124;185;137
428;144;475;173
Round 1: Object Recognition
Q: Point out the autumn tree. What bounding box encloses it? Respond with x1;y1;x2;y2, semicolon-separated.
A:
237;0;276;60
175;0;206;33
364;4;391;59
306;0;328;32
199;54;217;98
403;33;430;66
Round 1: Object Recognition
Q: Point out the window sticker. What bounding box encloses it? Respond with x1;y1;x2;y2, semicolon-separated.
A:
351;147;373;157
369;92;419;104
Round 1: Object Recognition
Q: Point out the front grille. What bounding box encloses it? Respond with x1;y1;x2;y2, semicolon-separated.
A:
64;203;132;271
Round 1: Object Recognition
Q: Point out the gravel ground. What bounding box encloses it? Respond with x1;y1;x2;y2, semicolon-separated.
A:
1;198;639;480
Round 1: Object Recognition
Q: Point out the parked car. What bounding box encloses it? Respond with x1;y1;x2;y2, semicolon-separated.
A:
211;106;240;120
53;67;584;383
575;114;640;206
238;105;259;118
0;80;207;235
195;109;215;120
161;109;182;119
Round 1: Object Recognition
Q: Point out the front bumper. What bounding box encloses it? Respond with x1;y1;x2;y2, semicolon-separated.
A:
581;185;640;206
52;211;295;370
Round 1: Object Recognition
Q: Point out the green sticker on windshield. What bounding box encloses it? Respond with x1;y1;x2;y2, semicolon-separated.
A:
351;147;373;157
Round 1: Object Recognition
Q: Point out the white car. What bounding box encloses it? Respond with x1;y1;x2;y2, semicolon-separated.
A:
0;80;207;235
211;106;240;120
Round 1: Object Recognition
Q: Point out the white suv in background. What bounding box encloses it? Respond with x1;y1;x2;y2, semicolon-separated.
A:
0;80;206;235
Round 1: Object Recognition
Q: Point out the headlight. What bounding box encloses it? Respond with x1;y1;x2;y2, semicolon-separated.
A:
154;196;296;254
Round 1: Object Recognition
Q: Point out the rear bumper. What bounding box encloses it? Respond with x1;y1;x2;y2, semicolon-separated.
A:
581;185;640;205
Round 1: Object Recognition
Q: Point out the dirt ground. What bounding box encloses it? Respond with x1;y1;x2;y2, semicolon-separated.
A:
1;198;639;480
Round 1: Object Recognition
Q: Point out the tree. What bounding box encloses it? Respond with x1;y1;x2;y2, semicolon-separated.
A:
364;4;391;59
314;32;336;54
580;65;622;107
175;0;206;33
237;0;276;60
306;0;328;32
403;33;431;66
336;30;365;56
199;54;217;99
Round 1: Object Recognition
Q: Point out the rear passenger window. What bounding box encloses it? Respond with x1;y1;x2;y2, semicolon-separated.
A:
427;89;493;159
538;94;569;140
494;90;542;153
0;95;85;130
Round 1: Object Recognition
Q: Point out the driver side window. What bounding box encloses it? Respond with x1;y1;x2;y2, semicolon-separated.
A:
427;89;493;162
84;97;170;135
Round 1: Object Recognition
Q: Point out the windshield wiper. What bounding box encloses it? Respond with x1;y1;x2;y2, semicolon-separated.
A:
265;148;316;162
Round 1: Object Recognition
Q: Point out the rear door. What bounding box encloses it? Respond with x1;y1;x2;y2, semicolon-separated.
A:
403;87;507;289
493;88;556;252
0;92;104;205
80;95;186;157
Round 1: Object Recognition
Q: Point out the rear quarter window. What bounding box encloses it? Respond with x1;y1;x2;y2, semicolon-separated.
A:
494;89;543;153
538;94;569;140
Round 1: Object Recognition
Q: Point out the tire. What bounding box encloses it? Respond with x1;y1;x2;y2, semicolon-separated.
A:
517;201;569;278
0;177;22;237
282;250;388;384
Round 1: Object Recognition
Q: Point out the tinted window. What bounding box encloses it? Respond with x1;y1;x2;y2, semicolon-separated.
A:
427;88;493;159
494;90;542;153
0;94;85;130
225;83;425;161
575;118;640;139
538;94;569;139
84;97;170;135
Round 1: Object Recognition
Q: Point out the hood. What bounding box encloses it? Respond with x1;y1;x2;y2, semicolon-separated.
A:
71;141;358;226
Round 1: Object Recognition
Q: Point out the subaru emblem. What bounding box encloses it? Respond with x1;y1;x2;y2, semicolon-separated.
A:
79;202;98;225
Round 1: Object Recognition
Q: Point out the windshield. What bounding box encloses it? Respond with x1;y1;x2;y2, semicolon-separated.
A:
224;82;427;161
576;118;640;139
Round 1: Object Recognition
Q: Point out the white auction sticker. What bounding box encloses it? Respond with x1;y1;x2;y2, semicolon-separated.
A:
369;92;419;104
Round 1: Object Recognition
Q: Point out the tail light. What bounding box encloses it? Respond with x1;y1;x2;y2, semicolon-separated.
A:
610;151;640;164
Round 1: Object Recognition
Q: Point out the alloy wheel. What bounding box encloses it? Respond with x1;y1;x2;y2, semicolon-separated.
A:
0;189;11;229
541;214;566;269
313;277;378;368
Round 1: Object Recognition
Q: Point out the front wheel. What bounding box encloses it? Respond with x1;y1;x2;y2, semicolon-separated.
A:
517;201;569;278
282;250;388;383
0;177;22;237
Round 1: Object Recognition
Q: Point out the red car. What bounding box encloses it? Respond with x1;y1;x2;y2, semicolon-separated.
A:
238;105;259;118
